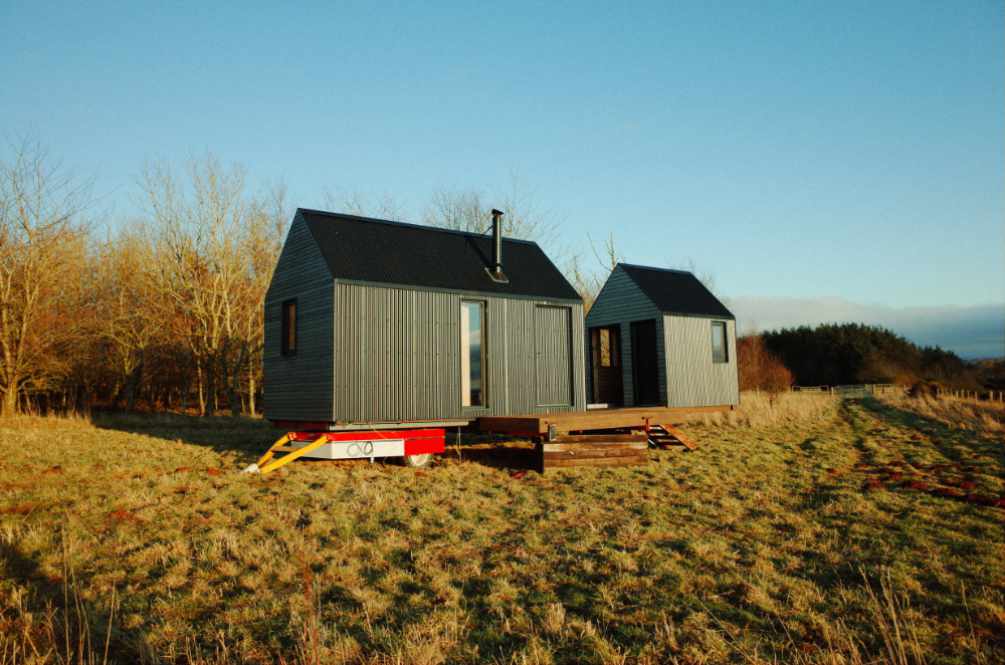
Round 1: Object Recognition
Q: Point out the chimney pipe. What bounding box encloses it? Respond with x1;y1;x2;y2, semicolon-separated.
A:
491;208;504;278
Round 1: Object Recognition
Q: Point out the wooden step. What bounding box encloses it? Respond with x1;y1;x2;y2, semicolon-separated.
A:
542;441;648;453
543;448;648;461
542;455;649;469
538;432;650;471
550;434;646;444
653;424;697;451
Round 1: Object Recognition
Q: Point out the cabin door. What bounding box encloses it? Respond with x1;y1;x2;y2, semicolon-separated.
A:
534;305;573;407
589;326;623;405
630;319;660;406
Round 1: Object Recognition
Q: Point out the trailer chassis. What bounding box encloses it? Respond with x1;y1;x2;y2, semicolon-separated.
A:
243;424;450;475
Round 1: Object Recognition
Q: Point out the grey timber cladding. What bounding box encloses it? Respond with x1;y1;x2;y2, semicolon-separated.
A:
584;265;666;406
664;315;739;407
332;282;586;421
263;213;335;421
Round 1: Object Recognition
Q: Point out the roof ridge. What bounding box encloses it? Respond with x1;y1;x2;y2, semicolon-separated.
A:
298;207;539;246
618;262;694;276
612;262;734;319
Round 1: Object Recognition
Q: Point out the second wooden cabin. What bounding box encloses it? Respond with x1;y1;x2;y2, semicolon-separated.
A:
585;263;739;409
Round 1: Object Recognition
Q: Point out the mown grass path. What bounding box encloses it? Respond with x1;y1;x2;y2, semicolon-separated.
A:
1;398;1002;664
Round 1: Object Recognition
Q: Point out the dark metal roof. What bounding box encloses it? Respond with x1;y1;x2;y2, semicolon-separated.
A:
618;263;734;319
299;208;581;301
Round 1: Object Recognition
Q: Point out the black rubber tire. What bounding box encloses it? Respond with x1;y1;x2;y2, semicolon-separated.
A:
402;453;433;468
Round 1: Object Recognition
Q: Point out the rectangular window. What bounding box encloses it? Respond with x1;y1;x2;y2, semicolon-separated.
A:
711;320;728;363
599;328;611;367
281;299;297;356
461;301;485;407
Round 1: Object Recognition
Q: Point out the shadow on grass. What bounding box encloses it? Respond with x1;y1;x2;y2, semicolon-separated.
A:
92;411;543;472
440;442;540;472
788;398;1005;599
858;397;1004;470
90;411;293;459
0;539;142;662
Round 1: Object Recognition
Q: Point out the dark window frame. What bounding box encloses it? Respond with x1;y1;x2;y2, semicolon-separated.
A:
711;320;728;364
281;299;297;357
461;299;487;409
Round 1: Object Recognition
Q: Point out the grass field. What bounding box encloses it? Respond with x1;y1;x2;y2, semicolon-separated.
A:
1;393;1003;664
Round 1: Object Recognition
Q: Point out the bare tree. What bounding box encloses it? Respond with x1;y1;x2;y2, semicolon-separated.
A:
424;184;557;244
566;232;623;311
232;186;287;414
94;227;162;410
139;157;286;416
423;189;486;232
0;140;90;415
323;189;403;220
142;155;251;415
590;232;622;273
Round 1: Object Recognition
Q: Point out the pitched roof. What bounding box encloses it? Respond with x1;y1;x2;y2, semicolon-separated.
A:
299;208;581;301
618;263;734;319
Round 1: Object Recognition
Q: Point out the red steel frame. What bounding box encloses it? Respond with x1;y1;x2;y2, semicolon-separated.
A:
281;426;446;457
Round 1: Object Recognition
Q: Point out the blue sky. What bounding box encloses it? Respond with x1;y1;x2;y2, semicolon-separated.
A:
2;2;1002;320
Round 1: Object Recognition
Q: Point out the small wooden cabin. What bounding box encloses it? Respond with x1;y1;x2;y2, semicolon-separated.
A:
586;263;739;408
264;208;587;424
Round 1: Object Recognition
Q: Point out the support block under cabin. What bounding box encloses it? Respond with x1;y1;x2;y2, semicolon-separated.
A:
539;433;649;471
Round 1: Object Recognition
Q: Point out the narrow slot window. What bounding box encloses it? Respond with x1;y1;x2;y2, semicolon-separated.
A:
461;301;486;407
281;299;297;356
599;328;612;367
711;320;728;363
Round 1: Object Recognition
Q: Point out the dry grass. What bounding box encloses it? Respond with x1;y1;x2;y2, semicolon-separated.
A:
880;392;1005;438
688;390;837;428
0;394;1002;664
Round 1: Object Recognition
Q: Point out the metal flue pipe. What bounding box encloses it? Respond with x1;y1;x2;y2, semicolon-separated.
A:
491;208;504;278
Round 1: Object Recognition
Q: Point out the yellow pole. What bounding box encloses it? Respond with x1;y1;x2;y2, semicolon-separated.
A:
242;434;291;474
258;435;330;475
256;434;290;467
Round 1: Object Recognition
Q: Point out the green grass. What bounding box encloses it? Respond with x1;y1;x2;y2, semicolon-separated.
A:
0;395;1002;664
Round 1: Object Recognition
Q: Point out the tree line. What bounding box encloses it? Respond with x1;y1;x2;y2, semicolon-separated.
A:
0;143;292;417
757;323;984;390
4;142;989;417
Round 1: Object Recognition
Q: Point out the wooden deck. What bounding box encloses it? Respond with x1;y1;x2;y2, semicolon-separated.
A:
478;405;725;470
477;405;731;437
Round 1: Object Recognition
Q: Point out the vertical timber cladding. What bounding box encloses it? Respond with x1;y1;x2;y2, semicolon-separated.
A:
534;305;574;407
334;284;459;421
263;214;335;422
333;282;586;421
584;266;666;407
663;314;739;407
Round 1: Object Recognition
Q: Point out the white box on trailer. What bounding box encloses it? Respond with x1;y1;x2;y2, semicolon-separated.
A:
286;438;405;460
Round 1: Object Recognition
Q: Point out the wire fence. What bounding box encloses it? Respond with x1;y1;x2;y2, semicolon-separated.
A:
791;384;1005;402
